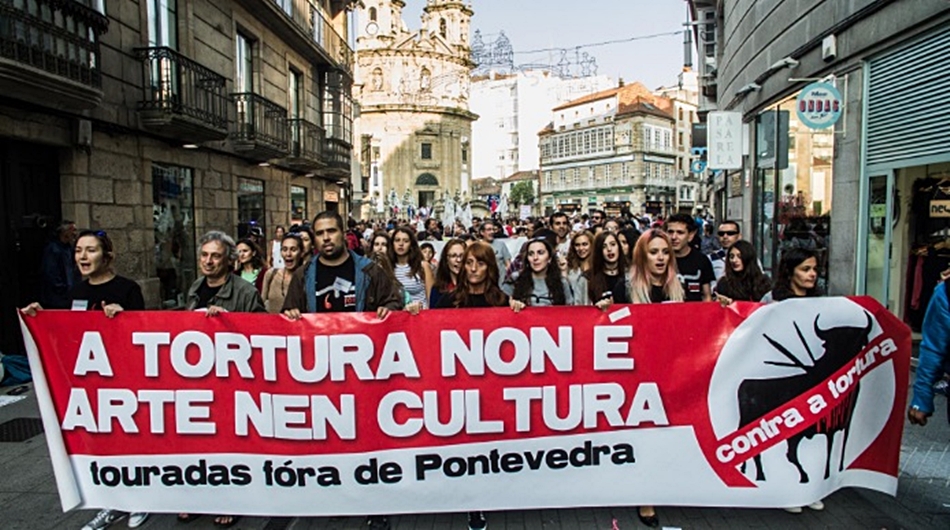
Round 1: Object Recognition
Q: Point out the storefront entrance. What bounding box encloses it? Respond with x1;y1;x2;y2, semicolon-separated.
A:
0;140;62;355
862;163;950;332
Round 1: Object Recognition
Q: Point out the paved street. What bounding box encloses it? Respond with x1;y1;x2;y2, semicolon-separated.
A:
0;378;947;530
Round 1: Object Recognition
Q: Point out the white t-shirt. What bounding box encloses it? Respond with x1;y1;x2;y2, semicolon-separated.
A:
271;240;284;269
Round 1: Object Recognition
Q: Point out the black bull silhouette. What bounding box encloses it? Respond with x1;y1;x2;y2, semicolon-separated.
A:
737;312;874;483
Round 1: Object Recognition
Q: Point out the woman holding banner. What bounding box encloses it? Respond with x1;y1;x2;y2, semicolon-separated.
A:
510;237;573;310
624;228;685;527
758;247;826;514
261;233;303;313
429;238;465;309
432;241;507;530
761;247;821;303
21;229;149;530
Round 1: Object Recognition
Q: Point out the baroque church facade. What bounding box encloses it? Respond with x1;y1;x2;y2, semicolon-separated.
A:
354;0;477;218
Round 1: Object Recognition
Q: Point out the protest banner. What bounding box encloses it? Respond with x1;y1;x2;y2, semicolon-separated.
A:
20;296;910;515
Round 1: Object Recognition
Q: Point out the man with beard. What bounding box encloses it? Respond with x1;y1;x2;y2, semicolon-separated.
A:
283;211;403;319
282;211;403;530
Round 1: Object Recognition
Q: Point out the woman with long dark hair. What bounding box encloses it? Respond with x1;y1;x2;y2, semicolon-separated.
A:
762;247;821;302
435;241;508;309
22;229;149;529
759;247;826;514
389;226;434;311
261;233;303;314
371;230;391;257
565;230;594;305
429;238;465;309
617;226;640;265
714;240;772;304
235;238;267;293
587;231;629;309
510;237;573;311
291;225;315;269
432;240;507;530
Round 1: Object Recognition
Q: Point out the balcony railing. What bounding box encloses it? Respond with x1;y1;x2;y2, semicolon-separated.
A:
0;0;109;89
285;117;324;169
271;0;352;72
323;137;351;172
231;92;289;157
136;46;229;138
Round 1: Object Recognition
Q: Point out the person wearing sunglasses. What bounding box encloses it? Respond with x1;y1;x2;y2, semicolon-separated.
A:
709;220;743;281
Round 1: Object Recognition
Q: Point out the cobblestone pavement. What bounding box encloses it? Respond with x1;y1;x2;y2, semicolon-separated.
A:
0;377;947;530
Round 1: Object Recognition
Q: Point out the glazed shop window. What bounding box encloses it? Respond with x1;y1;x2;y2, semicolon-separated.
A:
152;164;195;308
755;98;834;288
237;177;265;239
291;185;308;225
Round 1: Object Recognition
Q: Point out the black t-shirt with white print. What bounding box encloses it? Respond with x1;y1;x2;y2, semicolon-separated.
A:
315;256;357;312
675;248;715;302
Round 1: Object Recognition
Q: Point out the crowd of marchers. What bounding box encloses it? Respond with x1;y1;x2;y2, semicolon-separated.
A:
27;204;945;530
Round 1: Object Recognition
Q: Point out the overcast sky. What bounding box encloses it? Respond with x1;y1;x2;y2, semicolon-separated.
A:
401;0;690;89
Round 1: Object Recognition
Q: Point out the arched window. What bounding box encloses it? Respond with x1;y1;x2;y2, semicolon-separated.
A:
439;18;447;38
369;7;377;21
416;173;439;186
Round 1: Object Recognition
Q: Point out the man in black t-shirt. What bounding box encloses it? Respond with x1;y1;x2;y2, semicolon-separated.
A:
666;214;715;302
283;212;402;319
281;211;402;530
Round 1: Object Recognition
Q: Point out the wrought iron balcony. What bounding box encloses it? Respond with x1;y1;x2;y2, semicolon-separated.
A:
231;92;290;161
323;137;351;175
0;0;109;110
238;0;353;74
282;118;325;171
135;47;229;143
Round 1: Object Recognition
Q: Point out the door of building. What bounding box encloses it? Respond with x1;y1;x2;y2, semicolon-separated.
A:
0;140;62;355
862;172;894;308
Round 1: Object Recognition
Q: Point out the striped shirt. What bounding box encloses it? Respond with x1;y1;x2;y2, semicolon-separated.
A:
395;263;427;308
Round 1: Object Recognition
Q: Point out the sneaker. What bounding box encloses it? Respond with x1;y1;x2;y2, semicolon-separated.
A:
127;513;149;528
783;506;803;514
935;379;949;396
366;515;391;530
468;511;487;530
807;500;825;511
82;510;126;530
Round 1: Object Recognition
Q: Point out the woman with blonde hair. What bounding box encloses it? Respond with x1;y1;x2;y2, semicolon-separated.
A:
629;228;684;304
622;228;683;527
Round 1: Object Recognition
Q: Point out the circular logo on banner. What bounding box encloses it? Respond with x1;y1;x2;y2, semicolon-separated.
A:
796;82;843;129
706;298;893;487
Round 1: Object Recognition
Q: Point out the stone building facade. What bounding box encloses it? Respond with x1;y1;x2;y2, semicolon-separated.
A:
538;82;681;218
688;0;950;311
0;0;355;352
353;0;476;219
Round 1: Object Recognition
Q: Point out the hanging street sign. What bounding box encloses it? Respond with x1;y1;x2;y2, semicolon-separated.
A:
707;111;743;170
796;82;843;129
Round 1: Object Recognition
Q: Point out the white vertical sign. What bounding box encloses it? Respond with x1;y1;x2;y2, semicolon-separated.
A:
708;111;743;170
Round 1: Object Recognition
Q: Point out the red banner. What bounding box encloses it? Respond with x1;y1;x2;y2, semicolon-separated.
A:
20;297;910;515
